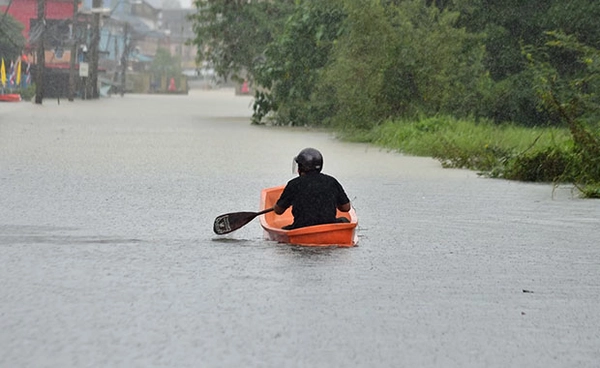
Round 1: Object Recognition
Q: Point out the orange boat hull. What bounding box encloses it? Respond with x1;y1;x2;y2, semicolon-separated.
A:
259;185;358;247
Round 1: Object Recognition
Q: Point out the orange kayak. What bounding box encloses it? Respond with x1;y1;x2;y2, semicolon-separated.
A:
259;185;358;247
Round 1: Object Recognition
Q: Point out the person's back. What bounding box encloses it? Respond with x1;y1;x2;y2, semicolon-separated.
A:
273;148;351;229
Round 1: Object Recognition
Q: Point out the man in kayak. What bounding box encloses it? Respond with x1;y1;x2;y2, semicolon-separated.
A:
273;147;351;229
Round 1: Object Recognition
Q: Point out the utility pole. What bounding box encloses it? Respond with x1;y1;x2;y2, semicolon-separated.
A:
68;0;78;101
35;0;45;104
88;0;101;99
120;22;129;97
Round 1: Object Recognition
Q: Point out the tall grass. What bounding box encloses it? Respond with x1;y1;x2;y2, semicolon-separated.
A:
347;115;573;177
336;115;600;197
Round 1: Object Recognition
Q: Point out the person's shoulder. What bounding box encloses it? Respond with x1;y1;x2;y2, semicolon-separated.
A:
319;172;339;181
286;176;302;187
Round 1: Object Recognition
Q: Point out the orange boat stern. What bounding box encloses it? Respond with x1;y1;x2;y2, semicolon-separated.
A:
259;185;358;247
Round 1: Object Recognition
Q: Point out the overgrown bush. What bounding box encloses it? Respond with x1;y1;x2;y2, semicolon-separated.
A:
503;146;573;182
503;144;600;198
525;31;600;197
18;84;35;101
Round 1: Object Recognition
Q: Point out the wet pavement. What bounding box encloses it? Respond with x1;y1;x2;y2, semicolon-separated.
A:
1;90;599;367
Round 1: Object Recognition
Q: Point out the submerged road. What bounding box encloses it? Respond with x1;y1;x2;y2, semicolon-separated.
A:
1;90;599;367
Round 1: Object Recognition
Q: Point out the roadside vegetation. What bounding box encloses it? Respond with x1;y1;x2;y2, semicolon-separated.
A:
345;117;600;197
0;14;25;61
190;0;600;198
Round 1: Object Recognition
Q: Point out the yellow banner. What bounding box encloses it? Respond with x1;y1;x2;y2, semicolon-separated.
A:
1;59;6;87
16;59;22;85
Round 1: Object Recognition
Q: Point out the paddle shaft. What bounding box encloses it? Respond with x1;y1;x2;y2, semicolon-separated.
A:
255;207;275;216
213;207;274;235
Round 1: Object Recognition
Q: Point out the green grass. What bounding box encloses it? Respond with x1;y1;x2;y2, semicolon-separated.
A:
366;116;569;172
337;115;600;197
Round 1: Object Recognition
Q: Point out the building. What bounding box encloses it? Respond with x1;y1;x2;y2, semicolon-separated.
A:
0;0;82;97
161;7;197;69
1;0;197;97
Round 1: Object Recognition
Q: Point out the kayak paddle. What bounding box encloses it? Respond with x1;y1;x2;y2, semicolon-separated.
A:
213;207;274;235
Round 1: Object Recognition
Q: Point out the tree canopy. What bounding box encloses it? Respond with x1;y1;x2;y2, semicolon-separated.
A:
190;0;600;129
189;0;295;82
0;13;26;61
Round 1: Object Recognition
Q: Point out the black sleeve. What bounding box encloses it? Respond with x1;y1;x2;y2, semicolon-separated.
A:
276;181;296;210
333;178;350;206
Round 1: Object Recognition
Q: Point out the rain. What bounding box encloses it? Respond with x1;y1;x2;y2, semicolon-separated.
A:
1;1;600;367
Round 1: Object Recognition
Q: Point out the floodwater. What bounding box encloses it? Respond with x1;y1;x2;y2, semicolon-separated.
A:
1;90;599;368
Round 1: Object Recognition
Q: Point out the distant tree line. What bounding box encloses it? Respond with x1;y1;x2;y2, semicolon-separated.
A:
190;0;600;132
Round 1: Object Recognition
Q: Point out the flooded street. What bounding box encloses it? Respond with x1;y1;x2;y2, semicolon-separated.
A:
1;90;599;367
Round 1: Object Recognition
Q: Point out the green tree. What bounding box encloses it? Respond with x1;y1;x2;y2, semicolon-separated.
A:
454;0;551;80
319;0;396;130
449;0;553;125
452;0;600;126
388;0;488;118
320;0;488;129
544;1;600;50
0;14;26;61
253;0;489;129
150;47;182;79
189;0;295;82
252;0;346;126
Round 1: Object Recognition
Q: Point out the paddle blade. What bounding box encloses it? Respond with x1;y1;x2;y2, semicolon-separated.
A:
213;212;258;235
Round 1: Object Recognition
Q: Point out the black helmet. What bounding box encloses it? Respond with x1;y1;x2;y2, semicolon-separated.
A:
294;148;323;173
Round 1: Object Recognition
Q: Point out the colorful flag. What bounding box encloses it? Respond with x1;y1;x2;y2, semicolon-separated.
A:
16;59;22;86
25;63;31;85
1;59;5;87
9;61;15;87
